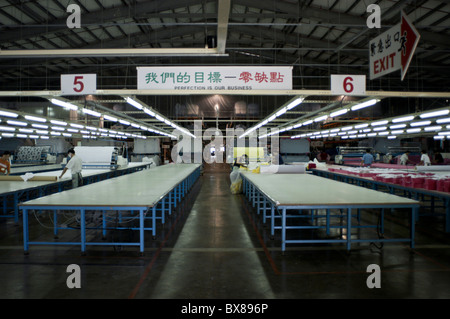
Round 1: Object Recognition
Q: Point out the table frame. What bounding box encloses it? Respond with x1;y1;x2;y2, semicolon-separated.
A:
311;168;450;232
20;165;200;255
0;163;151;223
242;173;420;252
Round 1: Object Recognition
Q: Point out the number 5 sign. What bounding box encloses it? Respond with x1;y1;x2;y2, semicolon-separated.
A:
61;74;97;95
331;75;366;96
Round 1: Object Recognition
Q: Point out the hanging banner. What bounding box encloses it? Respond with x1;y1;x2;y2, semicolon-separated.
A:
369;11;420;81
137;66;293;91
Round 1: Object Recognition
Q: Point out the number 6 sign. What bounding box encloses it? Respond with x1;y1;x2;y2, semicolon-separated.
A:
61;74;97;95
331;75;366;96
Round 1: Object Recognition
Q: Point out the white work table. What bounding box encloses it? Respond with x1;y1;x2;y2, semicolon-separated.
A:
20;164;201;255
242;172;419;207
241;172;420;252
21;164;200;208
0;162;151;222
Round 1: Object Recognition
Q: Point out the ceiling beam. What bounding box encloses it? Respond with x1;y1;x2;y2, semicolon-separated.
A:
1;89;450;98
217;0;231;54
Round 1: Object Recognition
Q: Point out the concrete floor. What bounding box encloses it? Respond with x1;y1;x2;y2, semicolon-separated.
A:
0;163;449;299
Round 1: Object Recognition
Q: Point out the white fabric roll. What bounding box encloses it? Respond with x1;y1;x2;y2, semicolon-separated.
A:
415;165;450;172
260;164;306;174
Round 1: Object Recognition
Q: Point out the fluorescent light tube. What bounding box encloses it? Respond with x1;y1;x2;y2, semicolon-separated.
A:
371;120;389;126
314;115;328;122
410;120;431;127
420;109;449;119
126;97;144;110
50;99;78;111
25;115;46;123
436;117;450;124
351;99;378;111
82;108;101;117
119;120;130;125
286;97;304;110
103;115;118;122
0;125;15;131
50;120;67;126
303;120;313;125
7;120;27;127
143;108;156;117
390;124;406;129
392;115;414;123
424;126;442;132
276;107;287;117
407;128;421;133
330;109;348;117
0;110;19;118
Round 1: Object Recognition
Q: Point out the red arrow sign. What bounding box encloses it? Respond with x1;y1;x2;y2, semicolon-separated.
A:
400;11;420;81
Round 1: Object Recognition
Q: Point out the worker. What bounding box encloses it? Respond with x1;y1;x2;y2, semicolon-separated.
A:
419;150;431;166
434;150;444;164
317;149;330;163
400;151;410;165
59;148;83;188
233;154;249;169
0;151;11;175
360;149;374;167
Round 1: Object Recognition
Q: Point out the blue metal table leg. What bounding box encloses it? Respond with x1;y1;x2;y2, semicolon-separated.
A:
23;208;29;254
263;196;267;223
14;193;19;224
347;208;352;251
54;210;58;238
152;206;156;239
102;210;107;239
282;208;287;252
140;209;144;254
446;199;450;233
162;198;166;223
80;209;86;255
411;207;417;249
326;209;330;236
271;205;275;239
